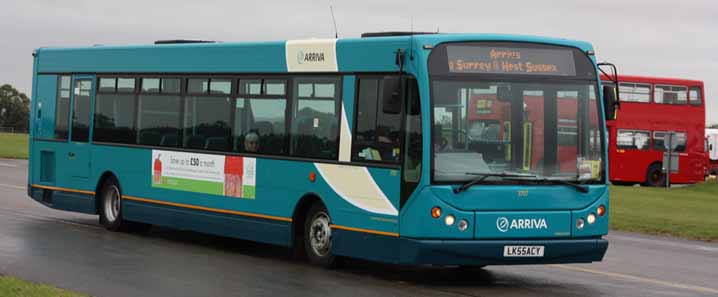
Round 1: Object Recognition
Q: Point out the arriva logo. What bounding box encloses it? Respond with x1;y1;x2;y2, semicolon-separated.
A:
496;217;548;232
297;50;325;64
496;217;510;232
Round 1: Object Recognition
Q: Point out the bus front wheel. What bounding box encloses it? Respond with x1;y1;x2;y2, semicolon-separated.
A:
304;203;336;268
644;164;666;187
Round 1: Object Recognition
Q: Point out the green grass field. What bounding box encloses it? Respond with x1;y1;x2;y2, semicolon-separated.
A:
0;276;86;297
610;180;718;241
0;132;28;159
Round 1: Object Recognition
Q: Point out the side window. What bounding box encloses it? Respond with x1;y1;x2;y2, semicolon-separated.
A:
71;79;92;142
235;78;288;155
352;76;402;163
617;82;651;103
94;77;137;144
183;78;233;151
689;87;702;106
653;131;686;152
654;85;688;105
403;79;422;182
137;78;182;147
290;76;341;159
616;130;649;150
54;76;71;140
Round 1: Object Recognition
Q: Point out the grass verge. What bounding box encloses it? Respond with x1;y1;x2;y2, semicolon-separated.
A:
0;275;86;297
610;179;718;241
0;132;28;159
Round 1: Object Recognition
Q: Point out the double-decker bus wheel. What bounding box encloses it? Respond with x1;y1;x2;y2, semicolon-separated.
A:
304;203;336;268
644;163;666;187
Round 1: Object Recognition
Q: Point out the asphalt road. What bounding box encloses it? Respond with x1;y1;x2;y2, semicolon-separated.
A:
0;158;717;297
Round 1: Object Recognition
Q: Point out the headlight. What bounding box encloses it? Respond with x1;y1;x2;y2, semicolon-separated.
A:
576;218;585;229
458;219;469;231
587;213;596;224
444;214;455;226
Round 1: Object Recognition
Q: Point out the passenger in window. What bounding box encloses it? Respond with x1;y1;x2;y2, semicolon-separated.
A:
244;132;260;153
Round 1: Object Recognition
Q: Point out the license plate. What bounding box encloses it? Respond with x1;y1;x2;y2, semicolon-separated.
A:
503;245;544;257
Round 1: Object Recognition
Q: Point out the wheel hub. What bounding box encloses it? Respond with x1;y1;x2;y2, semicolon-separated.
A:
104;185;120;222
309;212;331;257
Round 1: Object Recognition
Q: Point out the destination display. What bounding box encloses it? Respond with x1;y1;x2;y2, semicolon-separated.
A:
446;46;576;76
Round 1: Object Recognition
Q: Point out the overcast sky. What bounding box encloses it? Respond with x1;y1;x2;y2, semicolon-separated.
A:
1;0;716;124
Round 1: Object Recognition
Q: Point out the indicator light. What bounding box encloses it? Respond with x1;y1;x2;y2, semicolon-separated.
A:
431;206;442;218
309;172;316;182
597;205;606;216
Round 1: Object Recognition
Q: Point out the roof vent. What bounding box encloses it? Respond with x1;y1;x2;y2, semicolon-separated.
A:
361;31;437;38
154;40;217;45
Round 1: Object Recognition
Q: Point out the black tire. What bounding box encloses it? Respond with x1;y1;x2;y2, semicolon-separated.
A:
99;177;126;231
303;203;336;268
644;163;666;187
98;177;151;233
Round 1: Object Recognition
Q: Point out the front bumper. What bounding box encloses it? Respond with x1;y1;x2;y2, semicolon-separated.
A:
399;237;608;265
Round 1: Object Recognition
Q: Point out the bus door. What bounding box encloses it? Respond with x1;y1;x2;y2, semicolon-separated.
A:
64;75;94;183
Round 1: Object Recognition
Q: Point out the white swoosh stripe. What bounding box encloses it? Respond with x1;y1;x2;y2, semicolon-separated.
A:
314;163;398;216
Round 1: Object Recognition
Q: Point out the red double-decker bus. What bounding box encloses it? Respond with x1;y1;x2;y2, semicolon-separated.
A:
465;89;600;175
601;75;706;186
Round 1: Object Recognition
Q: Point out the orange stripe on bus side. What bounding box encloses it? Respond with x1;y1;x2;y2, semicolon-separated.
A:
31;184;292;223
122;195;293;223
331;224;400;237
32;184;96;195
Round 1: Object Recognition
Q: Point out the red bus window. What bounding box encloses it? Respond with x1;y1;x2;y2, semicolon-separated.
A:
618;82;651;103
654;85;688;105
653;131;686;152
689;87;702;106
616;130;649;150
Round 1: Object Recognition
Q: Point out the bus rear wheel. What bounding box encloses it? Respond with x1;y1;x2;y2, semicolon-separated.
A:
644;164;666;187
99;178;126;231
99;177;150;232
304;203;336;268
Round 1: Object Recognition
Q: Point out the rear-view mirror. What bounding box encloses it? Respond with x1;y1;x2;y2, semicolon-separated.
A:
603;85;618;121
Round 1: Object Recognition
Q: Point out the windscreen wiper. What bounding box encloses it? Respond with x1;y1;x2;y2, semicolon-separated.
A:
501;176;589;193
453;172;538;194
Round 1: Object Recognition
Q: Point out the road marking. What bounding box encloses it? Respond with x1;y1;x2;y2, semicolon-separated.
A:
0;183;25;190
553;264;718;295
0;162;18;167
609;234;718;253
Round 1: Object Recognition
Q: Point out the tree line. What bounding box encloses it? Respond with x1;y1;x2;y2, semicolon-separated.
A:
0;84;30;133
